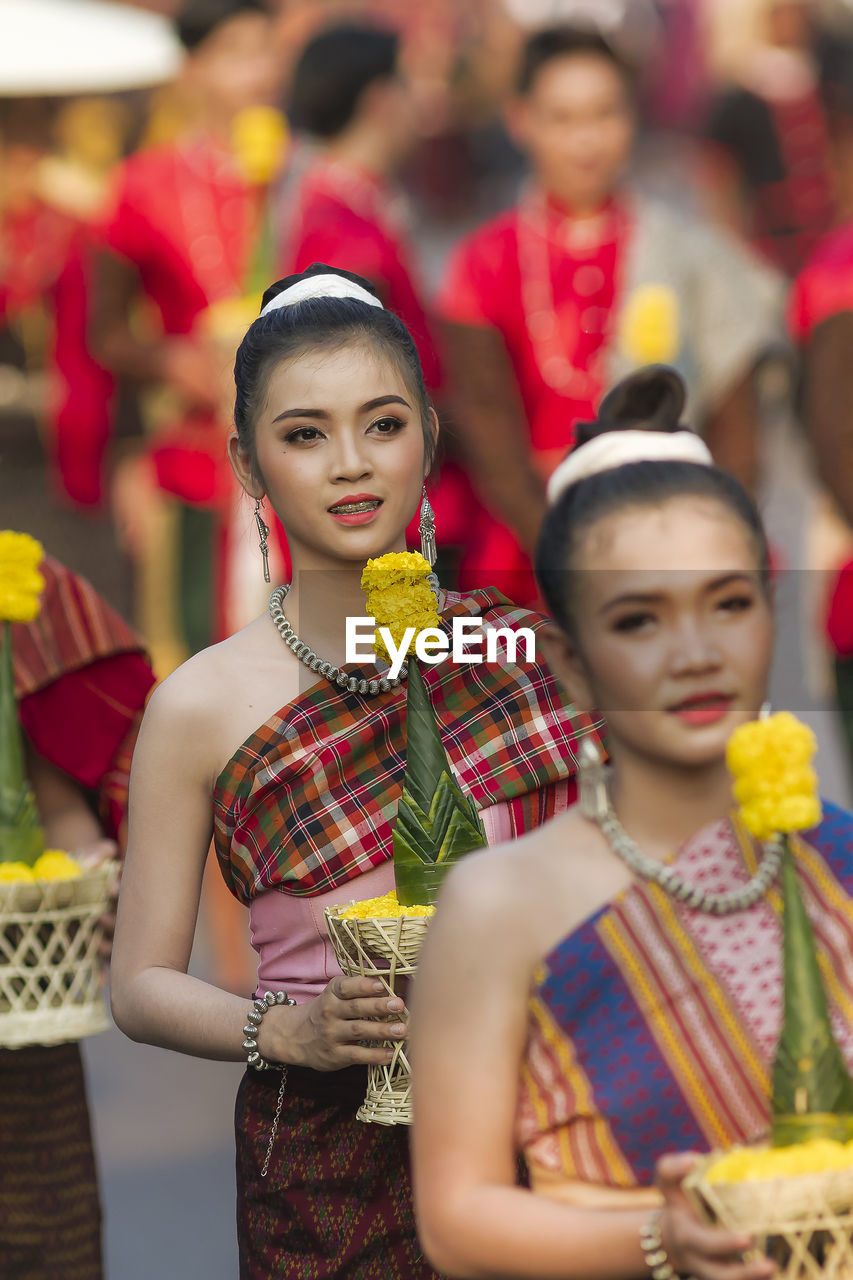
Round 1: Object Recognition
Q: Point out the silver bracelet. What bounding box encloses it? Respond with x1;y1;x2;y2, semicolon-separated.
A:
640;1211;676;1280
242;990;296;1071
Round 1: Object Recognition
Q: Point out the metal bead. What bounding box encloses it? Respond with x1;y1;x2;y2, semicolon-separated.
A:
242;1039;258;1052
253;999;267;1014
274;992;287;1004
247;1008;263;1024
243;1024;259;1036
247;1051;261;1065
319;662;332;678
379;679;390;693
358;679;368;694
264;991;276;1005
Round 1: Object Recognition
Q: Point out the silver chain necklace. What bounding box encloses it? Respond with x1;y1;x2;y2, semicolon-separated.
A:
591;801;784;915
268;584;407;696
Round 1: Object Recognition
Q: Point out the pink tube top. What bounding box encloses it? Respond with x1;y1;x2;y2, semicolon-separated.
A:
249;800;514;1002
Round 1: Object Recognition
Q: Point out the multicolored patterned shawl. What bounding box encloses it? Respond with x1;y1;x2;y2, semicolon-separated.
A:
214;589;598;903
516;802;853;1189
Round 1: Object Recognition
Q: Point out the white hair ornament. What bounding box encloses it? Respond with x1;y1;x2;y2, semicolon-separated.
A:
546;429;714;505
259;274;383;317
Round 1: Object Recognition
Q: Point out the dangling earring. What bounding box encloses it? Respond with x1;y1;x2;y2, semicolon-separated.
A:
419;484;437;568
578;735;609;821
254;497;270;584
759;700;772;720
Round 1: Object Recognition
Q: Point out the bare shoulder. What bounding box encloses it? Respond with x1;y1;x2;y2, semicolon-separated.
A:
136;619;277;779
431;804;626;969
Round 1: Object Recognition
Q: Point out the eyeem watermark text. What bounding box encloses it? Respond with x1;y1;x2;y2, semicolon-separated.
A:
346;616;537;679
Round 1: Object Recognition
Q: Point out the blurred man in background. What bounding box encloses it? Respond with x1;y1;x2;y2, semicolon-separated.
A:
438;24;779;602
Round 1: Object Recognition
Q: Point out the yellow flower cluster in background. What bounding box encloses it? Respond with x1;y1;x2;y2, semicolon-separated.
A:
707;1139;853;1184
726;711;822;839
231;106;288;186
0;532;45;623
361;552;440;663
619;283;681;365
0;851;81;884
339;891;435;920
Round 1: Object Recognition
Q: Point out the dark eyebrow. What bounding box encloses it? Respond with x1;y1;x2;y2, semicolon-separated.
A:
599;572;757;616
272;394;412;424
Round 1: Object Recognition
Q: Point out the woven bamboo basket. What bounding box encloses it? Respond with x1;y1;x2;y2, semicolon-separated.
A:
685;1153;853;1279
324;905;432;1126
0;862;116;1048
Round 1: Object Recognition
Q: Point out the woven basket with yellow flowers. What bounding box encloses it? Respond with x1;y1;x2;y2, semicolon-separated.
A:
0;533;117;1048
325;552;488;1125
685;712;853;1278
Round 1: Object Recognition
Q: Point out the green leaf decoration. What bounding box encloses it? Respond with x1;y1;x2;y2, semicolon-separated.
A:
771;836;853;1144
0;621;44;866
393;660;487;905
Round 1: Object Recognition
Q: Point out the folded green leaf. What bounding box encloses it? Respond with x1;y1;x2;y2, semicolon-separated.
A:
392;659;487;903
771;836;853;1143
0;622;44;866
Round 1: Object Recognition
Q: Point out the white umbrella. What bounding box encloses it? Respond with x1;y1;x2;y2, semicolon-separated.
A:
0;0;183;96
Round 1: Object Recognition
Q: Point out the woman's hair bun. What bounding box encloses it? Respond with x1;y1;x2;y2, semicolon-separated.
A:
575;365;687;448
260;263;379;315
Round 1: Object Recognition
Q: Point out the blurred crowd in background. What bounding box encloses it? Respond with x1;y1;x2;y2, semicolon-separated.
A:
9;0;853;977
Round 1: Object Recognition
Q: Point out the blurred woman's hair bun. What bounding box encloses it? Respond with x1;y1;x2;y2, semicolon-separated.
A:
575;365;686;448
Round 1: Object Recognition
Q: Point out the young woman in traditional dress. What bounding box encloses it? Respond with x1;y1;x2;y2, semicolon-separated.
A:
110;264;597;1277
410;366;853;1279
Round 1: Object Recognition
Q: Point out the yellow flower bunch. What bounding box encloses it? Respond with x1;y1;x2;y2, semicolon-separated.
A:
201;294;264;340
726;711;822;840
0;531;45;623
707;1138;853;1184
361;551;440;663
620;283;681;365
339;890;435;920
231;106;288;186
0;850;81;883
0;861;35;883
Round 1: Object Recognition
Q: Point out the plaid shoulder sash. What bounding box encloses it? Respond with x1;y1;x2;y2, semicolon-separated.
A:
214;589;599;902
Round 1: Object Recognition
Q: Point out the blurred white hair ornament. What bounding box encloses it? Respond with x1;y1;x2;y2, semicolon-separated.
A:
260;275;383;317
546;430;713;505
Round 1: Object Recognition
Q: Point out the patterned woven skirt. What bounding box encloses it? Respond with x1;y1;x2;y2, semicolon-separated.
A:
235;1063;443;1279
0;1043;102;1279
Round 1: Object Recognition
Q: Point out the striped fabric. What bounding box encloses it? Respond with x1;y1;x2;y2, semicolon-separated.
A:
215;589;599;902
516;801;853;1187
12;556;145;697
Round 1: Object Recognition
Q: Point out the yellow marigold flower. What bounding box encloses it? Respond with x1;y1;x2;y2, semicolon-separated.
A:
339;890;435;920
0;861;36;882
361;552;440;663
0;531;45;623
32;850;81;881
726;712;822;839
231;106;288;186
619;284;681;365
201;294;263;339
707;1138;853;1184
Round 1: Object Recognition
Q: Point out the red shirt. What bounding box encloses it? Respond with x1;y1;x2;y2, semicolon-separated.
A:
438;193;624;472
1;202;113;506
278;155;442;393
98;139;259;508
788;221;853;343
437;193;624;600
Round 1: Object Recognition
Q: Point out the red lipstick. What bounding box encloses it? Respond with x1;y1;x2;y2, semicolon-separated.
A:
668;692;734;726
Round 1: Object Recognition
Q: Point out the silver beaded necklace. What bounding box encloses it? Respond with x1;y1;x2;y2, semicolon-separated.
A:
268;583;406;696
591;800;784;915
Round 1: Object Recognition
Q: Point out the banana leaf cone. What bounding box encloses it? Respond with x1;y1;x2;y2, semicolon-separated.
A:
0;621;43;866
393;659;487;905
771;836;853;1145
